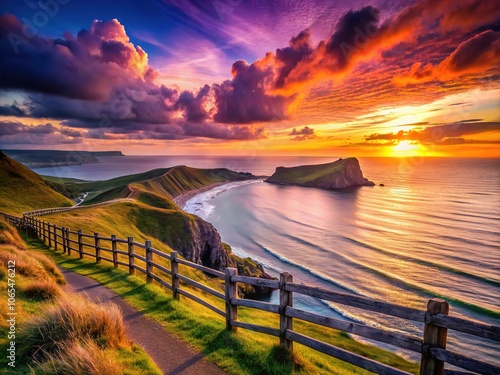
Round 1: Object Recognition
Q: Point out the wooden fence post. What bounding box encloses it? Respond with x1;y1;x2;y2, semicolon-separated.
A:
171;251;179;300
54;226;58;251
78;230;83;259
280;272;293;351
145;240;152;283
42;221;46;242
111;235;117;268
48;223;52;247
128;237;135;275
94;233;101;264
225;267;238;332
66;228;71;256
62;227;68;253
420;298;449;375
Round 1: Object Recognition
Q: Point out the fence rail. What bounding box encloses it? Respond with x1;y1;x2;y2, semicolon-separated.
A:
3;212;499;375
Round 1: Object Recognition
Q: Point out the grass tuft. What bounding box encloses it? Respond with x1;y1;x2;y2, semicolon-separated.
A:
22;280;62;301
30;338;123;375
19;294;126;361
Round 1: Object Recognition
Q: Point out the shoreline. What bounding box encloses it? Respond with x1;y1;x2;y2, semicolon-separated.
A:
173;181;230;208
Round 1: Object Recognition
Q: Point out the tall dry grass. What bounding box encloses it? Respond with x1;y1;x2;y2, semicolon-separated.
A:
19;294;126;361
30;338;123;375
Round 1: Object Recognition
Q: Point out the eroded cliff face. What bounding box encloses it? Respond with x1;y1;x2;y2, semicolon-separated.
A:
266;158;374;189
312;158;374;189
185;217;228;271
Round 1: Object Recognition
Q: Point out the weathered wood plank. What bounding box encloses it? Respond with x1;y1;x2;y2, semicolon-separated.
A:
131;241;146;249
100;256;114;263
177;274;225;300
133;265;146;274
426;314;500;342
430;347;500;375
133;254;147;262
114;250;129;256
149;261;172;276
286;307;423;353
149;247;171;260
232;298;279;314
231;275;279;289
177;288;225;316
231;321;279;337
286;283;425;321
287;330;413;375
149;273;172;290
116;260;129;268
176;258;225;278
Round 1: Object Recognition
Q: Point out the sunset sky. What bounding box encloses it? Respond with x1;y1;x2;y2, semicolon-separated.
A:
0;0;499;157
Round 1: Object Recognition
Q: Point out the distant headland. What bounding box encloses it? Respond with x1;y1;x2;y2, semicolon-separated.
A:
2;149;124;168
266;157;375;190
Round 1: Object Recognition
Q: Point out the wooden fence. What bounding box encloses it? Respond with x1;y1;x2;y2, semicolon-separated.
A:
3;212;499;375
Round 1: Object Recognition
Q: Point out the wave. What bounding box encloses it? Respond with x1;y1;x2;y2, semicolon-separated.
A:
183;180;262;219
342;236;500;287
263;243;500;319
261;245;367;296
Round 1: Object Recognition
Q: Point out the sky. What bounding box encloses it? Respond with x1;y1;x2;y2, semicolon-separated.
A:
0;0;499;157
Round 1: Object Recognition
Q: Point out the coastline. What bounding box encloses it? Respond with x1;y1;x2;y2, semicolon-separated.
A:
173;182;229;208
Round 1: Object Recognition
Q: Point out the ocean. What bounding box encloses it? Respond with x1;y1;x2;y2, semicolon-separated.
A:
34;155;500;364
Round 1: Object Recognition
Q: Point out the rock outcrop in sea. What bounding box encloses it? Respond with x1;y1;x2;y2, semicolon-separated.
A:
266;157;374;189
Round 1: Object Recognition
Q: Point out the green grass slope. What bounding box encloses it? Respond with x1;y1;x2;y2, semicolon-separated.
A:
80;165;254;206
0;151;73;214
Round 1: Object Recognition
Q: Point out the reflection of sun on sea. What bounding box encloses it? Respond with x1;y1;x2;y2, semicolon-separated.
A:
389;140;426;157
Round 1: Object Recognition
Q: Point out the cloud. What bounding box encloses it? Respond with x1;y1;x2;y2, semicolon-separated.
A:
289;126;317;141
439;0;500;31
393;30;500;85
365;122;500;145
0;15;156;101
0;120;83;146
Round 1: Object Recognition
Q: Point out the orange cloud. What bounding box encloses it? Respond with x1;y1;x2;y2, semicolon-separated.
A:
393;30;500;85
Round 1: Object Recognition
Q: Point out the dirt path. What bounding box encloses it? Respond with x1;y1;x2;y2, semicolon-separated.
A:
59;267;227;375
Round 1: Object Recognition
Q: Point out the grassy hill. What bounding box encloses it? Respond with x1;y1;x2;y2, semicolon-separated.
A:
0;151;73;214
81;165;254;205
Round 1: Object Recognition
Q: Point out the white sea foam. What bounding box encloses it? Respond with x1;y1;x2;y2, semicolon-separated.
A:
183;179;263;220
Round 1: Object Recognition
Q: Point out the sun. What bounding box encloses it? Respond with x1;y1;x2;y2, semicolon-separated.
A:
389;140;426;157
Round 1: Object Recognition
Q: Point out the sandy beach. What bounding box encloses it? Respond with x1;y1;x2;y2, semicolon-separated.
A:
173;182;229;208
